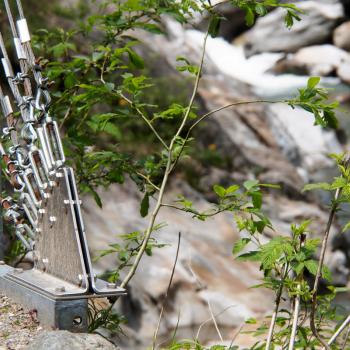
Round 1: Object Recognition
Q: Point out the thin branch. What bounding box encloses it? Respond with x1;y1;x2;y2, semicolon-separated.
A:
169;99;280;172
310;186;345;349
325;314;350;348
136;171;160;191
341;323;350;350
195;304;236;341
119;92;169;150
265;264;289;350
288;284;301;350
207;298;223;342
120;30;209;289
152;232;181;350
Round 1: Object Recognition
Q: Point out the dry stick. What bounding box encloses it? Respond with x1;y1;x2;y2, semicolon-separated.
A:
207;299;223;342
309;182;345;350
341;323;350;350
195;305;237;341
288;284;301;350
325;314;350;348
152;232;181;350
120;31;209;289
265;263;289;350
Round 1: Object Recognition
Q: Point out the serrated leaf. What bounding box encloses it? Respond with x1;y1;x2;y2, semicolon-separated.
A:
304;260;318;276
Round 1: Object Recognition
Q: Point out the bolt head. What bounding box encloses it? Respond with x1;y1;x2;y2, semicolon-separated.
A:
106;283;116;289
55;286;65;293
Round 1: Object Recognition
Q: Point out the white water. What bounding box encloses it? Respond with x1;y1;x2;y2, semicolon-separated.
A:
185;30;340;98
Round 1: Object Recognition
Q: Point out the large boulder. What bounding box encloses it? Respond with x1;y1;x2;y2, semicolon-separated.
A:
334;21;350;51
273;45;350;76
243;1;344;55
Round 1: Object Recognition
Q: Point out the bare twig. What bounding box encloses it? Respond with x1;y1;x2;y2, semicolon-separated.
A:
152;232;181;350
310;188;343;350
136;171;160;191
265;264;289;350
169;99;280;172
341;323;350;350
195;305;236;341
325;314;350;348
288;284;301;350
207;299;223;342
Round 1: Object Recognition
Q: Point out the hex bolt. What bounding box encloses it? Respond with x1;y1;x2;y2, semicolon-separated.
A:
55;286;65;293
56;172;63;178
49;216;57;223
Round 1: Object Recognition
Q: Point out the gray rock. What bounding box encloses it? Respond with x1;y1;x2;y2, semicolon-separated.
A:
333;21;350;51
272;44;350;76
26;331;118;350
337;57;350;83
244;1;344;55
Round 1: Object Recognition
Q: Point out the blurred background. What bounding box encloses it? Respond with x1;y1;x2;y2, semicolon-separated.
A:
2;0;350;348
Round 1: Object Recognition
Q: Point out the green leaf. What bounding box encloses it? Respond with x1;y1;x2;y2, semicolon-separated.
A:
304;260;318;276
243;180;259;191
213;184;226;197
232;237;251;255
255;3;267;16
236;250;261;262
127;48;145;69
208;15;221;38
140;193;150;217
307;77;321;89
252;191;262;209
302;182;331;192
245;7;255;26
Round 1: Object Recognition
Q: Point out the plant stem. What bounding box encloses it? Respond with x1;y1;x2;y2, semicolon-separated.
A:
152;232;181;350
119;92;169;150
170;99;280;172
265;264;288;350
120;31;209;289
310;188;342;350
288;284;301;350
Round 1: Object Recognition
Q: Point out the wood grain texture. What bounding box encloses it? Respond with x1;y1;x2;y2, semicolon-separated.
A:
33;168;88;288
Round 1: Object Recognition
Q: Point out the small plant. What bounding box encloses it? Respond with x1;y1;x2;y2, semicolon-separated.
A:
30;0;350;348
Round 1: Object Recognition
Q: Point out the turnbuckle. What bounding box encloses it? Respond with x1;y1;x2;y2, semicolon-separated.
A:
21;122;37;144
20;192;38;228
22;168;43;207
28;146;51;190
42;119;65;168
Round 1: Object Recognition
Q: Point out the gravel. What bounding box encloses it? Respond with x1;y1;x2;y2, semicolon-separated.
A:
0;294;43;350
